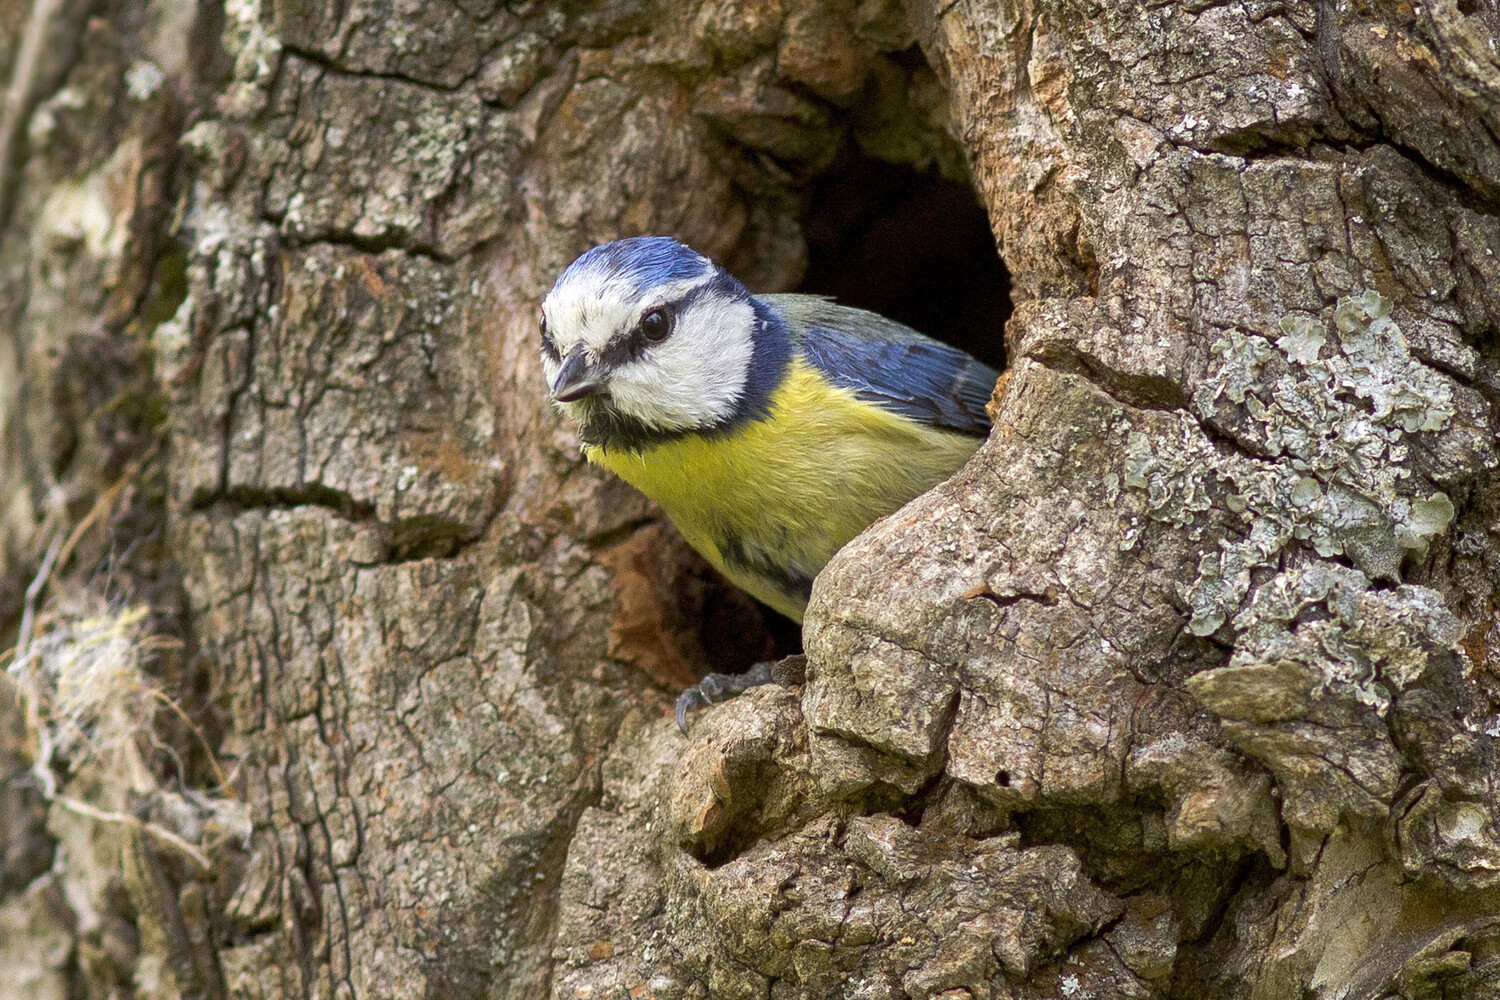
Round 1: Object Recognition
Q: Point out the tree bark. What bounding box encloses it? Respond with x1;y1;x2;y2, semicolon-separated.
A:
3;0;1500;998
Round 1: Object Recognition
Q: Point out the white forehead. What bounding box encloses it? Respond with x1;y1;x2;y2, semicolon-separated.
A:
542;239;718;353
544;272;714;352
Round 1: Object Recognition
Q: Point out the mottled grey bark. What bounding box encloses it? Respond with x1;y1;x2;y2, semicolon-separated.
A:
2;0;1499;998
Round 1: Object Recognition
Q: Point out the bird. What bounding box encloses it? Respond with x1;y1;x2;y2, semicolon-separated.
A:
540;236;999;727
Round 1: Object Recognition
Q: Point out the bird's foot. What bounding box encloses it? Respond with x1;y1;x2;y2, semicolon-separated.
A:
675;654;807;735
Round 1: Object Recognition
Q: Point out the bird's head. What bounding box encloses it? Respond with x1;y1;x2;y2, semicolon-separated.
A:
540;236;785;448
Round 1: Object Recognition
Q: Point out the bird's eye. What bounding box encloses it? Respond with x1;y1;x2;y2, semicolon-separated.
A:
639;307;672;343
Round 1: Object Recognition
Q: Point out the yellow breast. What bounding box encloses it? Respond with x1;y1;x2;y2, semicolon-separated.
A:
585;359;984;621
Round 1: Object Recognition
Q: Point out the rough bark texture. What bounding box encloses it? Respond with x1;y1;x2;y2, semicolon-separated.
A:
3;0;1500;998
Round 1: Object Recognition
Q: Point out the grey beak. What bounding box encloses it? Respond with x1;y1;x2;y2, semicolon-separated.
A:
549;348;608;402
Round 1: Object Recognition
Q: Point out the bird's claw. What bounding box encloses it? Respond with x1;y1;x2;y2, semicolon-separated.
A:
675;686;710;735
675;661;779;735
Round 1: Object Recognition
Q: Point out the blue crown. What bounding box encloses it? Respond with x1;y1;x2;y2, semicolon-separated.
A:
557;236;713;296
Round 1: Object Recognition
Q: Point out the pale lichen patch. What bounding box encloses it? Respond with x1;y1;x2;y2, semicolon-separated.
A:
1163;291;1483;637
1102;289;1493;851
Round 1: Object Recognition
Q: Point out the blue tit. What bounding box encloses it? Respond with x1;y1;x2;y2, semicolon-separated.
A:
540;235;998;625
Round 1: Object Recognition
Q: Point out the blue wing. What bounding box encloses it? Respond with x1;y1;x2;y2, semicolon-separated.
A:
764;294;998;437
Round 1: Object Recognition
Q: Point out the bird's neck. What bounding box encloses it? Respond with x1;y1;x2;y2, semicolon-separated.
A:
737;296;795;424
572;398;688;453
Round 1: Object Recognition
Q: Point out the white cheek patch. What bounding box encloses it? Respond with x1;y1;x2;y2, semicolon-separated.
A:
607;295;756;431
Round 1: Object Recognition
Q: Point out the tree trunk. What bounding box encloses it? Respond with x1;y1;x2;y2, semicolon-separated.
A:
3;0;1500;997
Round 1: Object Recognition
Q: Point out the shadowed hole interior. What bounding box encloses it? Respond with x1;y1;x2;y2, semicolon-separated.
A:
798;153;1010;372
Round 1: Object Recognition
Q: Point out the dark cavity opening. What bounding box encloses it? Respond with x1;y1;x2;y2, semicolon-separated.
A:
797;154;1010;372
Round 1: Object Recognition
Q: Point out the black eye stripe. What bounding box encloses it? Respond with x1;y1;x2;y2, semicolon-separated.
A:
595;276;746;368
599;299;682;366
